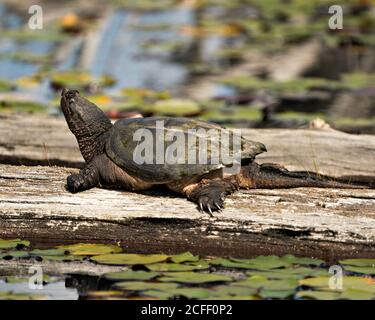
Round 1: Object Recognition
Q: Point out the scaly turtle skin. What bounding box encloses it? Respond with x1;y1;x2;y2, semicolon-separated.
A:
61;89;360;214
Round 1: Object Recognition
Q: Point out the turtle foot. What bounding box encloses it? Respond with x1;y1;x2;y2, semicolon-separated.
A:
188;179;226;215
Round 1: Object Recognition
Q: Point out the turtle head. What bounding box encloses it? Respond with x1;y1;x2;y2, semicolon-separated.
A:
61;88;113;162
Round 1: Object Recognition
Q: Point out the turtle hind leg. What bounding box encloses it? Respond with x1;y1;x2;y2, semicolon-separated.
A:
66;160;99;193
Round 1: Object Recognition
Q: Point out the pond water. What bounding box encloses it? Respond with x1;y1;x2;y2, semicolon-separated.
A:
0;241;374;300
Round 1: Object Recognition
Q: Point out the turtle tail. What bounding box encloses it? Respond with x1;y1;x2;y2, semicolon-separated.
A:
240;162;368;189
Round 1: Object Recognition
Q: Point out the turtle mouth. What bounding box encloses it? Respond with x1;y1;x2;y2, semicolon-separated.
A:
61;89;80;116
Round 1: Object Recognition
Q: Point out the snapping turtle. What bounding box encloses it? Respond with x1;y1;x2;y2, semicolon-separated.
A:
61;89;354;214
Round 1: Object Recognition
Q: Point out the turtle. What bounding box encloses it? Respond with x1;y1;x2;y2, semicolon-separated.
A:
61;89;360;214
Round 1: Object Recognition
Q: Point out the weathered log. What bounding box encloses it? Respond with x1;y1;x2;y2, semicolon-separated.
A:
0;164;374;260
0;114;374;183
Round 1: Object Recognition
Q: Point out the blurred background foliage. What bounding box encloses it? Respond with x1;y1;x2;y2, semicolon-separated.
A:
0;0;374;133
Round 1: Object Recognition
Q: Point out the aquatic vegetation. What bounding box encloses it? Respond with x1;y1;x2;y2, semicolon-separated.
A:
50;71;116;91
151;99;202;116
1;239;375;300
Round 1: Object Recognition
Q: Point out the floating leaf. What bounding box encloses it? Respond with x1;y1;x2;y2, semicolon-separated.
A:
340;288;375;300
91;254;168;265
104;271;159;281
299;276;375;293
143;287;211;299
146;262;209;272
246;267;328;279
1;251;30;259
210;285;257;297
339;259;375;267
0;239;30;249
296;290;341;300
30;248;66;256
158;272;232;284
56;243;122;256
282;255;324;267
114;281;179;291
259;289;295;299
169;252;199;263
212;255;291;270
344;266;375;275
153;99;201;116
234;275;298;291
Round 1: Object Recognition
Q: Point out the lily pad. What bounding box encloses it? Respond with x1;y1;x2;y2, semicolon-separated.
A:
344;266;375;275
246;267;328;279
340;288;375;300
233;275;298;291
158;272;232;284
56;243;122;256
30;248;66;256
146;262;209;272
152;99;201;116
259;289;295;299
296;290;341;300
210;285;257;297
114;281;179;291
1;251;30;259
299;276;375;293
169;252;199;263
41;255;86;262
104;271;159;281
282;255;324;267
0;239;30;249
91;253;168;265
143;288;211;299
212;255;291;270
339;259;375;267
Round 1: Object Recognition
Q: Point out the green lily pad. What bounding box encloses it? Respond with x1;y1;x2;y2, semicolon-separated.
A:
56;243;122;256
1;251;30;259
340;288;375;300
158;272;232;284
0;239;30;249
50;71;115;90
299;276;375;293
152;99;201;116
104;271;159;281
143;287;211;299
344;266;375;275
212;255;291;270
210;258;258;270
146;262;209;272
282;255;324;267
114;281;179;291
91;253;168;265
259;289;295;299
233;275;298;291
30;248;66;256
296;290;341;300
0;79;14;92
169;252;199;263
339;259;375;267
246;267;328;279
210;285;257;297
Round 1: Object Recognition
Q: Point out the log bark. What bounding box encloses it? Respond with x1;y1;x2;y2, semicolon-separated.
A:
0;113;374;183
0;164;374;260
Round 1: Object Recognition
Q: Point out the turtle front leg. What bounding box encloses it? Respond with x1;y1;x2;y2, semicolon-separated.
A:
184;177;240;214
66;161;99;193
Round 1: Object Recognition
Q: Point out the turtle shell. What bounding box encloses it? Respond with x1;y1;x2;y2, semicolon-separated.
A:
105;117;266;183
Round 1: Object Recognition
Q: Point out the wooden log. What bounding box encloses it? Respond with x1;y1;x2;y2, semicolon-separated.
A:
0;164;374;260
0;114;374;183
